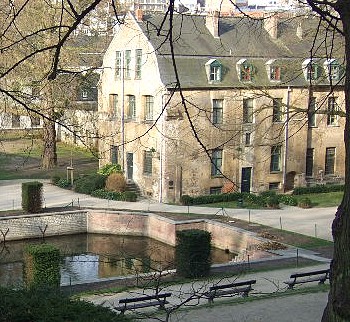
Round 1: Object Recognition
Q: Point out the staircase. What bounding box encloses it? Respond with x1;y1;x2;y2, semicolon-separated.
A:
125;181;142;197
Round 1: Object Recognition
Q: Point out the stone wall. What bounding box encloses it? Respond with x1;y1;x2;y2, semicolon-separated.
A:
0;210;264;253
0;211;87;241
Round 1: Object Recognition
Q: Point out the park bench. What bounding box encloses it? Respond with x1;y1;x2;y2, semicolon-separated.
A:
206;279;256;303
114;292;172;314
284;268;330;289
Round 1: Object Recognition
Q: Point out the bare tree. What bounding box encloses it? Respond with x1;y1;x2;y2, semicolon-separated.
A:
1;0;350;320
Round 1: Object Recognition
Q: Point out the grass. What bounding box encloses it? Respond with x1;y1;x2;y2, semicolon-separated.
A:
294;191;343;207
0;138;98;180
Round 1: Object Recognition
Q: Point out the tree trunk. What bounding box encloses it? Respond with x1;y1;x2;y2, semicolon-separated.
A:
42;111;57;169
322;4;350;321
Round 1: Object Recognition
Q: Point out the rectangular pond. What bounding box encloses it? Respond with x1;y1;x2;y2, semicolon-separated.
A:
0;233;237;287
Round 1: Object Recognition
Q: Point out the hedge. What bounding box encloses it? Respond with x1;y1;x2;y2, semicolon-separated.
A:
293;184;344;195
22;181;43;213
91;189;137;202
175;229;211;278
24;244;60;289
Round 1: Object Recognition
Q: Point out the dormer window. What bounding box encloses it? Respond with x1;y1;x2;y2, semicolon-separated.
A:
302;59;320;81
266;59;281;82
205;59;222;83
237;59;255;82
324;59;341;82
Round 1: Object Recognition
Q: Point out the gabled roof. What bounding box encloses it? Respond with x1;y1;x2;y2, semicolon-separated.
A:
133;12;344;89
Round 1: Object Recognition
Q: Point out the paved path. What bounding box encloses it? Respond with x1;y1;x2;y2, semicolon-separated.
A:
82;263;330;322
0;179;336;241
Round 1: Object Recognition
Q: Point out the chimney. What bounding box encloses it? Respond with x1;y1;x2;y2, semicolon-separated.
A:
135;8;143;22
264;13;278;39
206;11;220;38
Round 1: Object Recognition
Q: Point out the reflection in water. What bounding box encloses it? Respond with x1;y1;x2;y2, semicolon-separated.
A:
0;233;236;286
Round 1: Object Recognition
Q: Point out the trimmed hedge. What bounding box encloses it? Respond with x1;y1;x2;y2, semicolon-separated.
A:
293;184;344;195
175;229;211;278
22;181;43;213
92;189;137;202
180;191;298;208
24;244;60;289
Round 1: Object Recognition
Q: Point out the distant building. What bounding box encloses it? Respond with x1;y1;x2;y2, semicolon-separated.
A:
98;11;345;203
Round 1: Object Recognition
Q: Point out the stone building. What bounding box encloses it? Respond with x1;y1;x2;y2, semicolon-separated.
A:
98;10;345;203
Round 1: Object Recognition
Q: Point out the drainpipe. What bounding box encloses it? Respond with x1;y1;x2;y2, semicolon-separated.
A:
121;51;125;173
283;87;292;192
158;94;166;203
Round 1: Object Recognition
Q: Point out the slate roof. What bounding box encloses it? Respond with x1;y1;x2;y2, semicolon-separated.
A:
135;12;345;89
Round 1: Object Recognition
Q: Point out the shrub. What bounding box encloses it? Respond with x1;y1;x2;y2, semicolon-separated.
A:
298;197;312;208
74;174;106;194
56;178;71;189
105;173;126;192
24;244;60;289
22;181;43;213
279;195;298;206
0;287;130;321
293;184;344;195
91;189;137;202
97;163;122;176
175;229;211;278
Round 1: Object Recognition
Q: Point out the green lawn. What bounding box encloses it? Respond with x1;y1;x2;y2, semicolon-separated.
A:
294;191;343;208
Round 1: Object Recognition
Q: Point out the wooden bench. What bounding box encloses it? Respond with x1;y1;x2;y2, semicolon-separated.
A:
284;269;330;289
114;292;172;314
206;279;256;303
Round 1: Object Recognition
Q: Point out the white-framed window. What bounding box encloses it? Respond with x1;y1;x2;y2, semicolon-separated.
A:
212;99;223;124
243;98;253;123
109;94;118;116
325;147;336;175
327;96;338;126
237;59;255;82
211;149;223;176
127;95;136;119
270;145;282;172
266;59;281;82
302;59;320;81
144;95;154;121
324;59;341;82
124;50;131;79
135;49;142;79
205;59;222;83
115;51;122;79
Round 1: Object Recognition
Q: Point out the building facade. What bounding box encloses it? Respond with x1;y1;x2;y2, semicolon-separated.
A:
98;11;345;203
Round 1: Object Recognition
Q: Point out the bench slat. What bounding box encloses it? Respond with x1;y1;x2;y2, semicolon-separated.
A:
207;280;255;303
115;292;172;314
284;269;330;289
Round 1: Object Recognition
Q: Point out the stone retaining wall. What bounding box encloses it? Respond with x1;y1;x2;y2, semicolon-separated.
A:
0;211;87;241
0;210;264;252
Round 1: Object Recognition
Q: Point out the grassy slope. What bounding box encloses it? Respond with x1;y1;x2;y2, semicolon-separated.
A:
0;138;98;180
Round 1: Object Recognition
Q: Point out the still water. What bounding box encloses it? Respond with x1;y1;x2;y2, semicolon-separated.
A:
0;233;236;287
